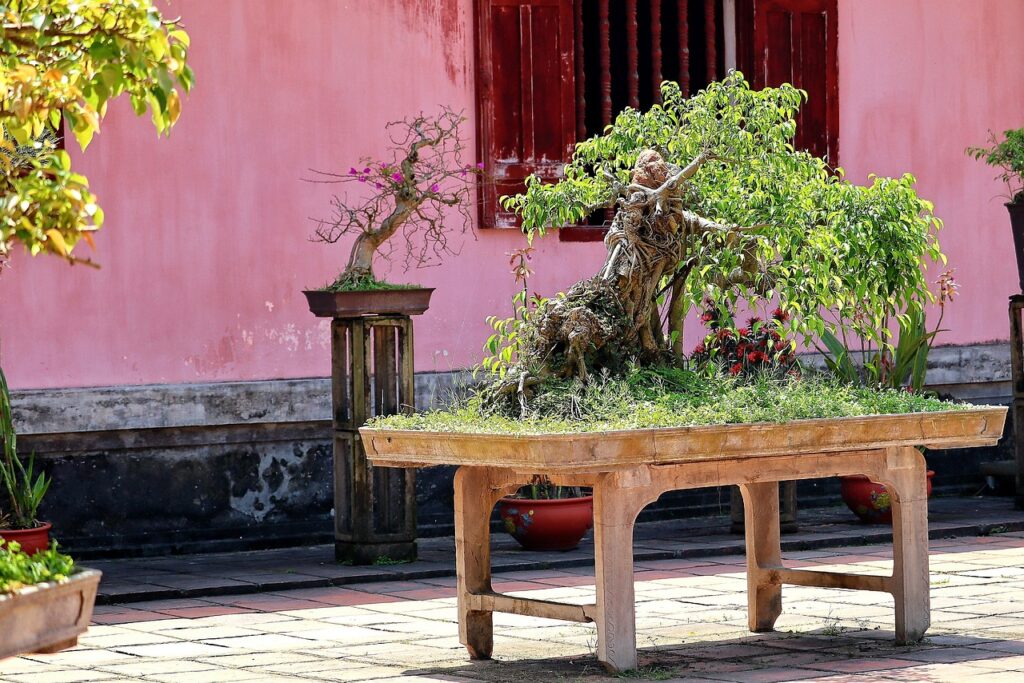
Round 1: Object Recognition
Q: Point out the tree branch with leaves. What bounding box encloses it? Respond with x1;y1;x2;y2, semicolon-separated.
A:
0;0;193;268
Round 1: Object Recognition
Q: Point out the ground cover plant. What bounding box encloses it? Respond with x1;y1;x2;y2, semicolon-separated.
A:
0;541;74;594
371;366;966;435
308;107;480;291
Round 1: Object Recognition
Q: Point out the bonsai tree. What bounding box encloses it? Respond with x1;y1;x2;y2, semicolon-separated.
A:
0;0;193;530
309;107;479;291
484;73;944;415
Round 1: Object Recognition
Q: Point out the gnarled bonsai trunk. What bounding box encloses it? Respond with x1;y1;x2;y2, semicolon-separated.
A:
481;150;766;416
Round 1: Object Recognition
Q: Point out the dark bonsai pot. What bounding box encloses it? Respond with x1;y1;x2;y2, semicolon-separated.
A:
839;471;934;524
303;288;434;318
0;522;52;555
496;496;594;551
1008;202;1024;292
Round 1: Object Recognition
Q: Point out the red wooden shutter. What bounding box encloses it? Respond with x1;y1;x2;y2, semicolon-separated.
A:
476;0;577;228
753;0;838;163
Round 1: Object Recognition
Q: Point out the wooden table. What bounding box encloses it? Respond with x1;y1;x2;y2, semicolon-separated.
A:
362;407;1006;672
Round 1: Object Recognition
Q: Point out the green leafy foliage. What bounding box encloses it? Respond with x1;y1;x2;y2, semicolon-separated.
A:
0;367;48;530
0;541;74;593
502;73;944;356
370;366;967;435
1;0;193;265
967;128;1024;203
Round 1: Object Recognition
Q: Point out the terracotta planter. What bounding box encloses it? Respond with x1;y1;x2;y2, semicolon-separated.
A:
303;288;434;318
0;522;52;555
0;569;102;659
496;496;594;551
840;471;934;524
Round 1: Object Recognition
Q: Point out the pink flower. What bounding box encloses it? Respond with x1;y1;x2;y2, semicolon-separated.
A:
348;167;358;175
477;162;485;169
392;172;404;183
430;183;440;193
363;167;371;174
374;182;382;189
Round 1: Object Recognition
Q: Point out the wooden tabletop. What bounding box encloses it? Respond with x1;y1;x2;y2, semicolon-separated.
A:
361;407;1007;472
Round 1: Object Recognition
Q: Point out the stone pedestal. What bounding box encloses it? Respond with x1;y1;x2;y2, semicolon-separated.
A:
331;315;417;564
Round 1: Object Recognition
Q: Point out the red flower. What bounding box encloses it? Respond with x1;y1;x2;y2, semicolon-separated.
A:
772;307;790;322
737;328;750;338
730;362;743;376
717;329;733;341
693;343;706;355
747;316;762;329
701;311;716;323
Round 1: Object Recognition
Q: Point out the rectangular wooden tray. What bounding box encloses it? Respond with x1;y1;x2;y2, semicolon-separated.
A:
362;407;1007;472
0;569;102;660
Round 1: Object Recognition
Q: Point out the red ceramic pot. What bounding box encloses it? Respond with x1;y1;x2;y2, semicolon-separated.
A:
0;522;52;555
496;496;594;551
840;472;934;524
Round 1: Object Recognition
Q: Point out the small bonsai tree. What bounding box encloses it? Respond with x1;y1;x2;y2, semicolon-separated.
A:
484;73;944;415
310;107;479;291
967;128;1024;204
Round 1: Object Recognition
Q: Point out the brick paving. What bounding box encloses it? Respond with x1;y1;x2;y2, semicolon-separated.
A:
5;533;1024;682
90;497;1024;604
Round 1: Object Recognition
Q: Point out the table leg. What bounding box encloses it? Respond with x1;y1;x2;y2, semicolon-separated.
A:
886;447;931;644
593;478;640;673
454;466;496;659
740;481;783;632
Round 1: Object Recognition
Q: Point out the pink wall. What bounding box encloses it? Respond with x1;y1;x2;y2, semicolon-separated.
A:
0;0;1021;389
837;0;1024;345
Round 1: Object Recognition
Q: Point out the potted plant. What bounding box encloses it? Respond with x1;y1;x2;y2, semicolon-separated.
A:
0;369;51;554
1;541;101;659
496;476;593;551
840;471;935;524
304;107;480;318
968;129;1024;291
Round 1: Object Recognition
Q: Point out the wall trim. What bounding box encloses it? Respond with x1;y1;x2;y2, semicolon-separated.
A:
11;342;1010;436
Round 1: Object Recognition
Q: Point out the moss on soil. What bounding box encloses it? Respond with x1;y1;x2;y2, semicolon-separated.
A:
318;274;422;293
